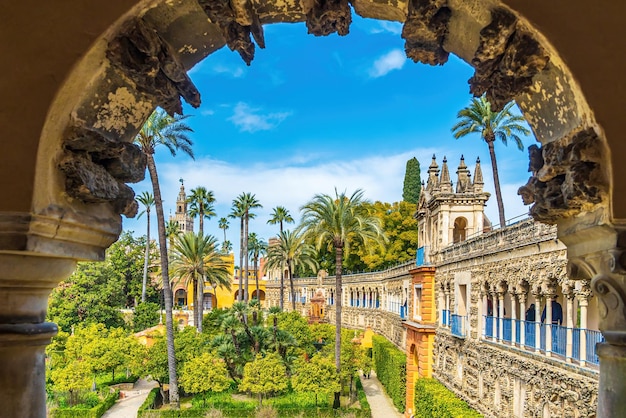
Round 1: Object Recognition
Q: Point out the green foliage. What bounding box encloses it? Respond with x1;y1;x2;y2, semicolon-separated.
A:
414;378;482;418
133;302;161;332
138;387;160;412
276;311;314;354
239;353;288;403
49;390;118;418
179;353;230;396
355;378;372;417
291;355;340;402
48;232;159;331
402;157;422;204
372;335;406;412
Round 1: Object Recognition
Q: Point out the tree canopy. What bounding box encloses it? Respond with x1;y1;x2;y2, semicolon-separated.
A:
402;157;422;204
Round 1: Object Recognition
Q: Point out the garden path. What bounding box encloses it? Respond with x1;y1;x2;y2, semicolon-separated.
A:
359;371;404;418
101;378;158;418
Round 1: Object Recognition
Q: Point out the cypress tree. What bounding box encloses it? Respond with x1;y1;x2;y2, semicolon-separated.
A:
402;157;421;204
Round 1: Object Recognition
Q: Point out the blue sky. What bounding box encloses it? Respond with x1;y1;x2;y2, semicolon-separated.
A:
123;16;534;256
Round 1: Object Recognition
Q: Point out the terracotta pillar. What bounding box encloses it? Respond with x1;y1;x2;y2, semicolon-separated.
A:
0;253;76;417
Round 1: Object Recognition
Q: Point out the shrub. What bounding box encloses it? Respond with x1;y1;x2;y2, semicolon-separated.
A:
49;390;119;418
371;335;406;412
414;379;482;418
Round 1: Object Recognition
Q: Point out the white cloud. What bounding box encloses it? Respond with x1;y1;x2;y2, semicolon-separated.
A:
212;64;245;78
369;49;406;78
228;102;292;133
200;109;215;116
370;21;403;35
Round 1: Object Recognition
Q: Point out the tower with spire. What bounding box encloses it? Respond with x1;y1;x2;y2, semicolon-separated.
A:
170;179;194;234
416;156;491;254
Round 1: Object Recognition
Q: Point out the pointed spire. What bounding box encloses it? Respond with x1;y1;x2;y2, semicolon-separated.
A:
426;154;440;191
473;157;484;192
439;156;452;192
456;155;472;193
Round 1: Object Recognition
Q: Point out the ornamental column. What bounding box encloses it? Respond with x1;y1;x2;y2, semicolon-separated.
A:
563;282;575;362
518;291;527;347
0;254;76;417
491;289;498;339
576;283;592;367
544;287;555;357
497;288;505;342
480;285;488;338
532;287;542;353
510;287;518;344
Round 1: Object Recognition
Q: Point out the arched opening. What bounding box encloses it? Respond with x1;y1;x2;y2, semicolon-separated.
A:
4;0;626;415
251;289;266;302
453;217;468;243
202;292;216;310
174;289;187;307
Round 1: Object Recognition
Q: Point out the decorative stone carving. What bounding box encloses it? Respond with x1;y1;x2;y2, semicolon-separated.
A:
519;127;608;224
196;0;265;65
468;7;549;111
106;17;201;116
305;0;352;37
401;0;451;66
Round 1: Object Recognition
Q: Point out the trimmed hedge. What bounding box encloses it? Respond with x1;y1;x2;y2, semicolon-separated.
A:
356;377;372;417
414;379;482;418
50;391;119;418
371;335;406;412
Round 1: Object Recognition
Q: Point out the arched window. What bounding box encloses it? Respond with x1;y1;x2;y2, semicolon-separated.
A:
453;217;468;243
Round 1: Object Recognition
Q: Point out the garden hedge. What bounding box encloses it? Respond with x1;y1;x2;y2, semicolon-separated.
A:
414;378;482;418
371;335;406;412
49;391;119;418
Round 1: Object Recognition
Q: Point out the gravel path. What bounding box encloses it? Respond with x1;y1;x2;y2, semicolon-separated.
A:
101;378;159;418
359;371;404;418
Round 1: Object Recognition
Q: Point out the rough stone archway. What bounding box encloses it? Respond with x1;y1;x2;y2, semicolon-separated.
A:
2;0;626;416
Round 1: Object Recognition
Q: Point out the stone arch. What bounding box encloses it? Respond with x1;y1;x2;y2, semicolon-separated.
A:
453;216;468;243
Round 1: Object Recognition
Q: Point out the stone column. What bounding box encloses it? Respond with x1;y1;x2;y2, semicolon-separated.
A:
545;292;554;357
563;283;575;362
511;292;517;345
438;285;445;326
519;292;527;347
491;290;498;339
480;289;487;338
576;284;591;367
0;253;76;417
498;291;505;342
532;288;542;353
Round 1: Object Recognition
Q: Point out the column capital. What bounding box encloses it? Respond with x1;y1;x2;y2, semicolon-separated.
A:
562;280;576;300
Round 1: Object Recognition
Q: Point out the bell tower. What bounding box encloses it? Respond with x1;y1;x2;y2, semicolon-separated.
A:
170;179;194;233
416;156;491;255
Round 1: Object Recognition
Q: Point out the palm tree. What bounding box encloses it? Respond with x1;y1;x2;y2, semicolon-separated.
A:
267;206;294;233
267;206;294;307
219;217;229;245
231;193;262;302
187;187;216;234
137;191;155;303
170;233;230;333
300;189;386;408
134;108;193;407
228;203;246;302
452;96;530;227
247;233;268;303
265;230;318;311
221;240;233;254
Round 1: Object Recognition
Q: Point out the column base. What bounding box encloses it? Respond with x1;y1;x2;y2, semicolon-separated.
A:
598;343;626;418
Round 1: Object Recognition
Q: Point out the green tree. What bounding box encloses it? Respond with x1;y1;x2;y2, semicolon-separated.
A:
267;206;294;233
402;157;422;204
218;217;229;247
135;108;194;407
171;233;229;332
247;232;267;302
232;193;262;301
265;230;318;311
50;360;91;406
292;355;340;406
239;353;288;406
133;301;161;332
137;191;155;303
229;201;246;302
179;353;230;407
187;186;216;234
452;96;530;227
300;189;386;408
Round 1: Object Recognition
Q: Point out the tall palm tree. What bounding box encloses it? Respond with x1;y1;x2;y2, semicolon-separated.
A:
228;203;246;302
267;206;294;306
221;240;233;254
247;233;268;302
265;229;318;311
134;108;193;407
187;187;216;234
300;189;386;408
218;217;229;245
137;191;155;303
204;237;233;309
452;96;530;227
267;206;294;233
232;193;262;302
170;233;229;332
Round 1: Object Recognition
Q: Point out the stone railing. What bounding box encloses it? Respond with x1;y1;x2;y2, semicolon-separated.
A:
432;218;558;264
